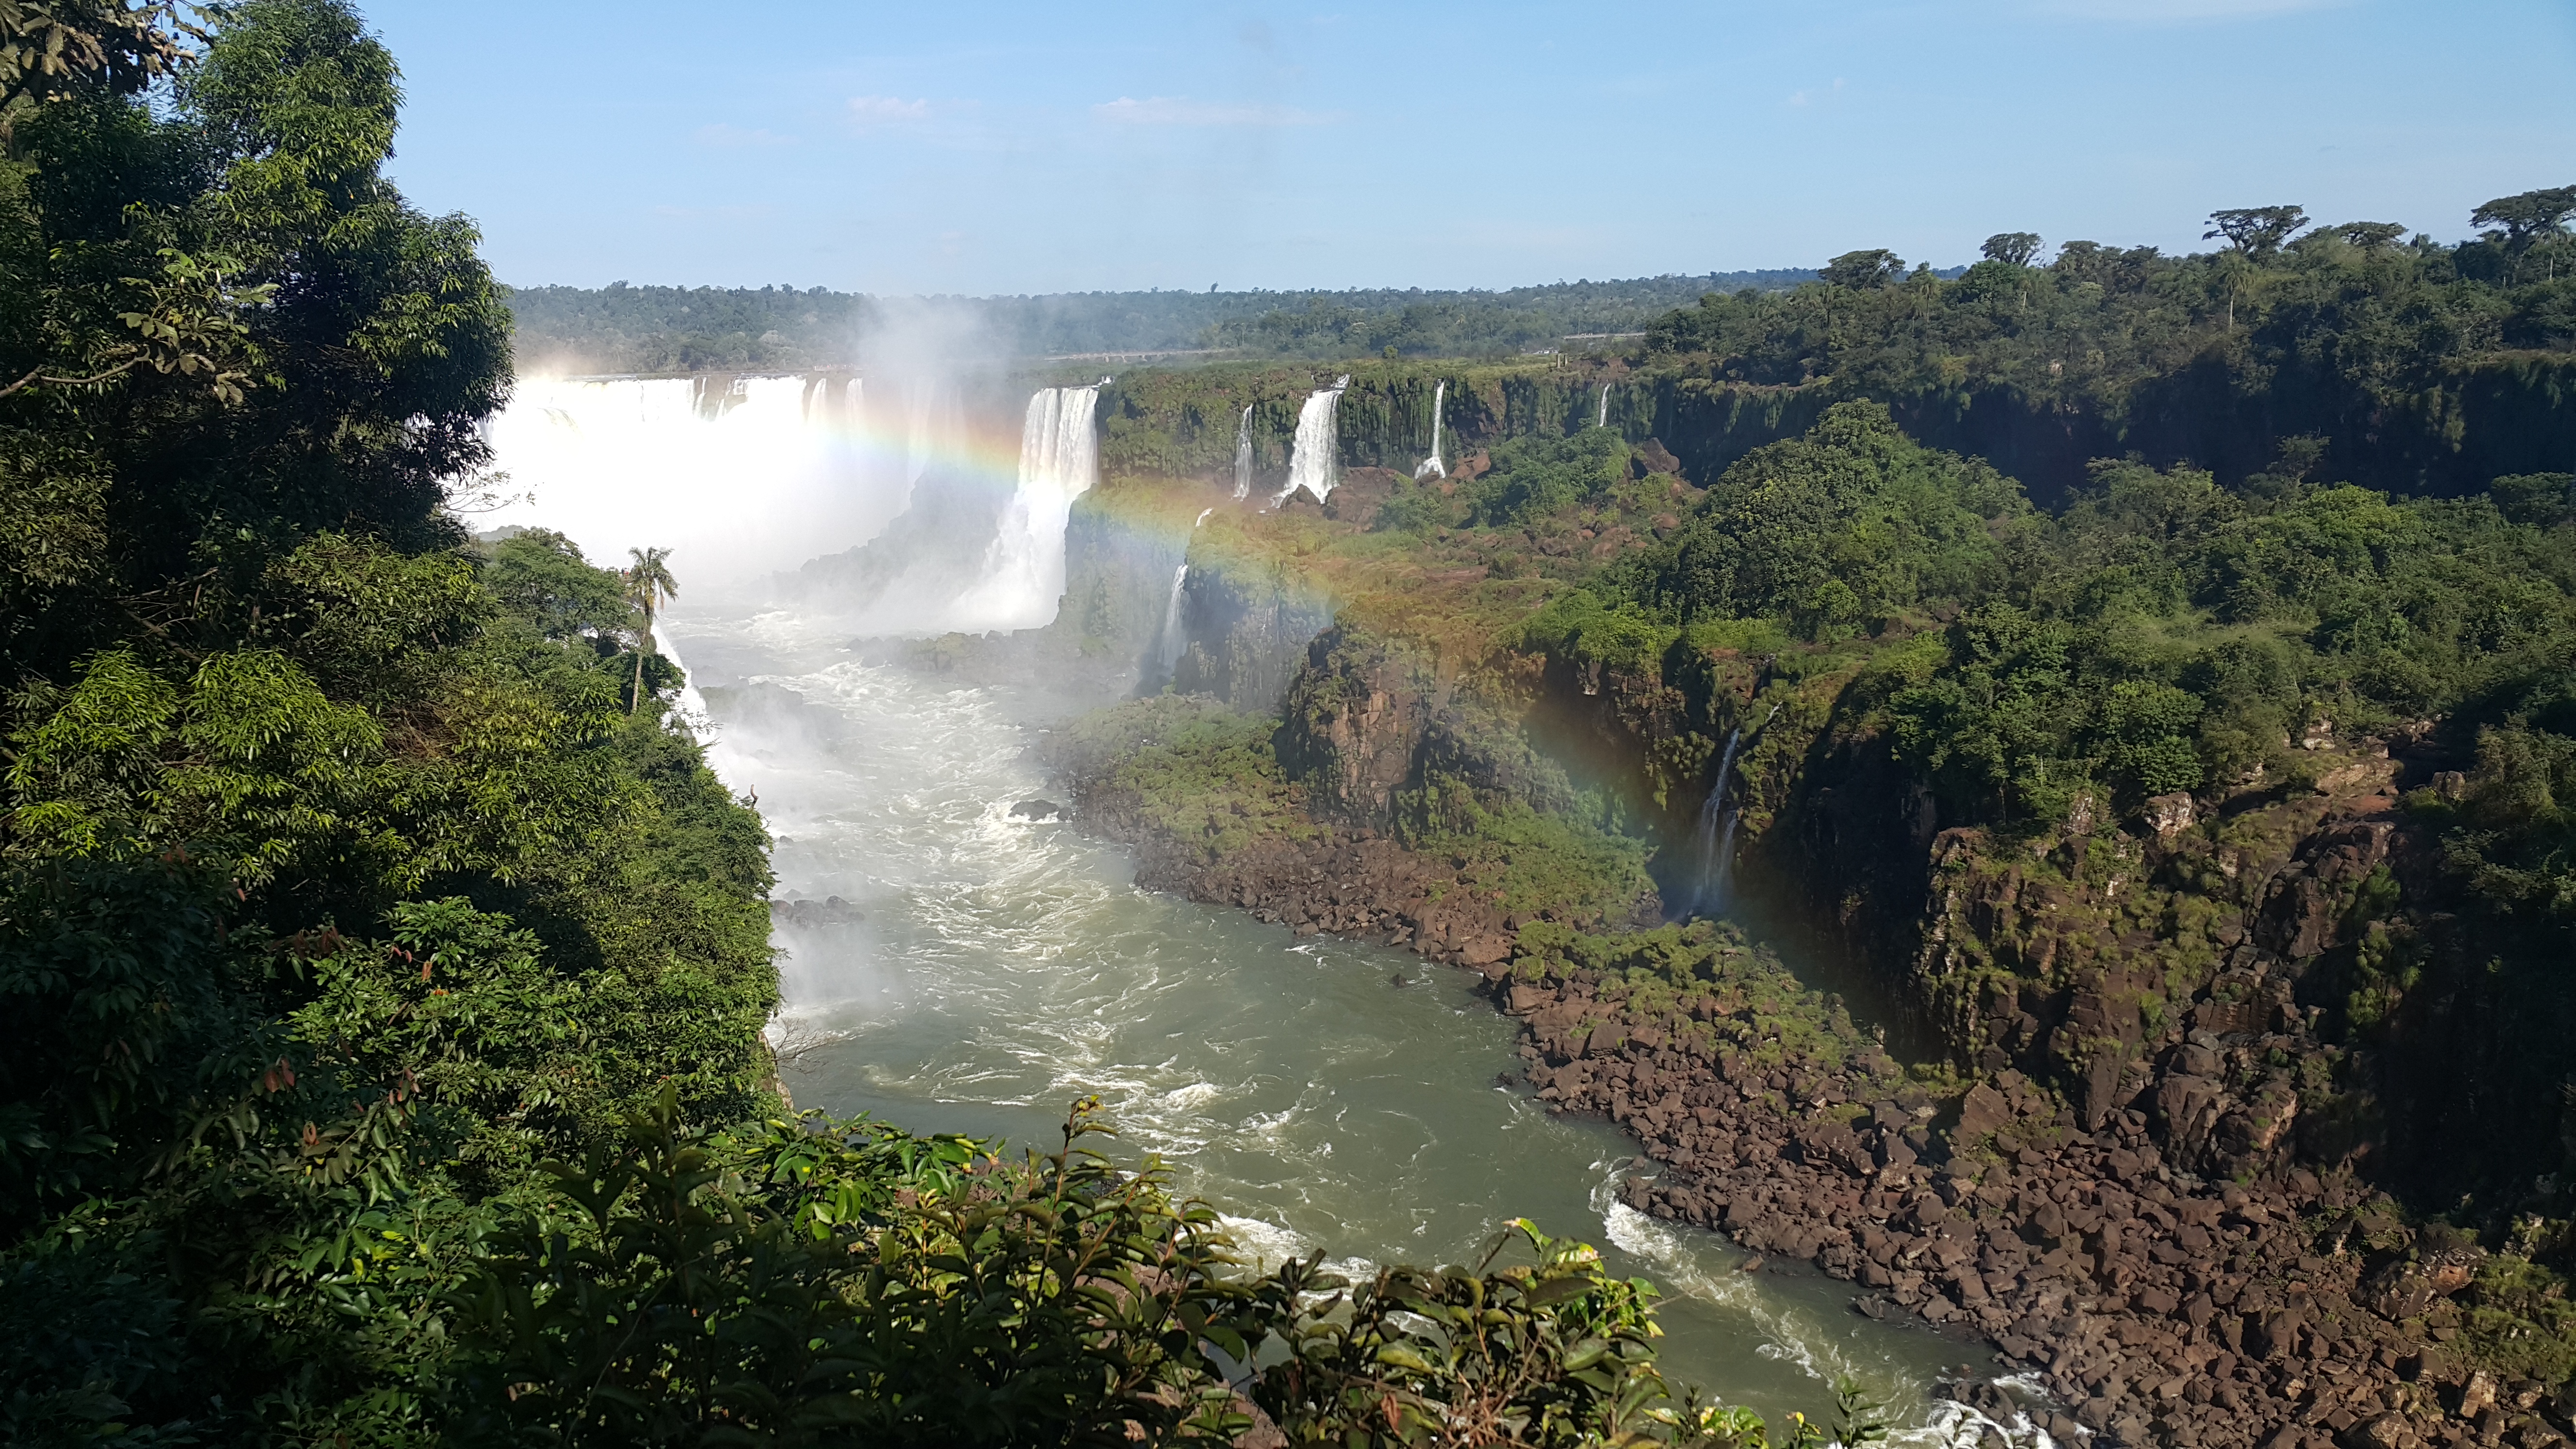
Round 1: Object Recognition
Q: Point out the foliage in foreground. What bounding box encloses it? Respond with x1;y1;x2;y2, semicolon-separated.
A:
449;1093;1857;1449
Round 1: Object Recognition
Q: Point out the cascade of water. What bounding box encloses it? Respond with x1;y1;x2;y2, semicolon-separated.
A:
947;385;1102;632
647;621;751;794
1232;405;1255;499
1691;728;1743;912
1277;376;1348;504
1154;564;1190;684
1195;507;1212;528
1598;384;1610;430
1414;380;1447;480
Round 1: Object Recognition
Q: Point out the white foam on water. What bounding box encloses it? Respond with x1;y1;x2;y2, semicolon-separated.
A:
671;618;1963;1430
1218;1214;1312;1272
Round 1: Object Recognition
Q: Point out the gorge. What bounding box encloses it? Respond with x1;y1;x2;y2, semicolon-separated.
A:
473;293;2576;1449
16;4;2574;1441
514;268;2576;1448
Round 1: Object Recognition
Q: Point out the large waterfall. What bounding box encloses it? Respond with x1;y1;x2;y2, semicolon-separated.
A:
1231;405;1254;499
1278;376;1347;504
480;374;909;596
1597;384;1610;430
1414;380;1446;480
946;384;1103;632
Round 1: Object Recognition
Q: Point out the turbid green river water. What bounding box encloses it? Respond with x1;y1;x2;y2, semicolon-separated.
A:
672;609;2027;1445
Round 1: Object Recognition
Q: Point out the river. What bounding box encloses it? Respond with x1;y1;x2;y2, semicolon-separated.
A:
670;607;2002;1443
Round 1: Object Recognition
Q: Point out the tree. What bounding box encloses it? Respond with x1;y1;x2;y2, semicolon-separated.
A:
2472;185;2576;279
0;0;184;112
624;545;678;713
2332;221;2407;250
1980;232;2044;267
1819;248;1904;290
2204;205;2308;261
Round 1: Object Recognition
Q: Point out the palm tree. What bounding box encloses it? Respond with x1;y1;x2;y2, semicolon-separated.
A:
624;546;678;715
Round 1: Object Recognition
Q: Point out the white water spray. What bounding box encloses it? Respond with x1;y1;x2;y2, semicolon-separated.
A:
1598;383;1610;430
1278;376;1348;504
1232;405;1255;499
479;374;911;595
1415;380;1447;480
947;385;1101;632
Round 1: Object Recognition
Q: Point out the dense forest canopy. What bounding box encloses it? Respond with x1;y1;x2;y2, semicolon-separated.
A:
1630;210;2576;500
504;270;1827;374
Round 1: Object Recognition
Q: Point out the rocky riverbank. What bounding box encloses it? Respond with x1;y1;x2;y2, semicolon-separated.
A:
1048;724;2574;1449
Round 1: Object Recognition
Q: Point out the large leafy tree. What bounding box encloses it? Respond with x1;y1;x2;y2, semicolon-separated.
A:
0;4;779;1440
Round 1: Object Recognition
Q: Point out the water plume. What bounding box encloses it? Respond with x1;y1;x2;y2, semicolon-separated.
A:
1415;380;1446;480
1277;376;1348;505
1232;404;1255;499
1152;564;1189;686
945;383;1103;632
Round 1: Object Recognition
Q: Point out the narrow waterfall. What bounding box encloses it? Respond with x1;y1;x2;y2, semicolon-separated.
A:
648;621;748;794
1690;728;1744;913
948;384;1102;632
1231;405;1255;499
1414;380;1447;480
1154;564;1190;685
1278;376;1348;504
1598;384;1610;430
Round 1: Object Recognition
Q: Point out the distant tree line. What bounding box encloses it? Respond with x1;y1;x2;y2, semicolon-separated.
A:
503;272;1829;375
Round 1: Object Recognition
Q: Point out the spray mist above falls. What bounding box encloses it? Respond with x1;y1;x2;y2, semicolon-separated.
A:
479;375;912;593
485;357;1109;638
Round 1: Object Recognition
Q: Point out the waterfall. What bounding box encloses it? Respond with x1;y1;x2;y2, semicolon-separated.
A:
947;385;1102;632
1598;384;1610;430
1232;405;1254;499
1414;380;1447;480
648;621;748;795
1277;376;1348;504
1195;507;1212;528
477;373;908;594
1690;728;1744;913
1154;564;1190;684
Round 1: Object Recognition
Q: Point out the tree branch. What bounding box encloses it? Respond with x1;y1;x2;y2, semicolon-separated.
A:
0;357;145;401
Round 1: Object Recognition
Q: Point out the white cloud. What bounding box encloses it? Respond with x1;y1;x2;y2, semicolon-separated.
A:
693;123;795;149
1093;96;1337;127
2040;0;2347;20
848;95;933;124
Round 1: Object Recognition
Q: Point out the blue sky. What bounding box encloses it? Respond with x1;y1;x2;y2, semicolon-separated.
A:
366;0;2576;295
